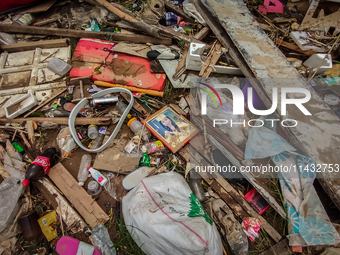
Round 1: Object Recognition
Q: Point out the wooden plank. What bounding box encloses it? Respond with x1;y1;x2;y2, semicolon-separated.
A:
0;39;69;53
275;39;316;56
36;178;88;232
0;117;111;126
0;25;172;45
47;163;109;228
194;27;210;41
34;17;59;27
201;0;340;212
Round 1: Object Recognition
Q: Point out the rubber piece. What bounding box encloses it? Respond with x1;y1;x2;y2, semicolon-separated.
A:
68;88;134;153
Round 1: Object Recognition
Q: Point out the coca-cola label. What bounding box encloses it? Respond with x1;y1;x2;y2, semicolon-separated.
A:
32;156;50;174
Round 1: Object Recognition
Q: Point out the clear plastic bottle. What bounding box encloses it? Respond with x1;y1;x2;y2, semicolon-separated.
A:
127;118;151;141
78;154;92;186
88;125;99;140
91;126;109;149
116;101;128;115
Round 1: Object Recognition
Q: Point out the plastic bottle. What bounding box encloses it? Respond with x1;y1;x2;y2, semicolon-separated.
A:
88;125;99;140
78;154;92;186
127;118;151;141
116;101;128;115
88;166;108;186
189;170;206;202
22;148;58;186
91;126;110;149
323;76;340;85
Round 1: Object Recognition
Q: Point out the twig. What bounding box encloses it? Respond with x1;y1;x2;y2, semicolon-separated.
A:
308;33;340;82
12;129;17;141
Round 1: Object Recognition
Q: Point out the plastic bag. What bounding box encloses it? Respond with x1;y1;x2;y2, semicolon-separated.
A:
104;173;116;200
183;0;207;26
242;217;261;242
122;171;222;255
57;127;76;158
92;224;116;255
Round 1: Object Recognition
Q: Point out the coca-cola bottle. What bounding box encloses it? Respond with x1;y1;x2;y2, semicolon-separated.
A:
22;148;59;186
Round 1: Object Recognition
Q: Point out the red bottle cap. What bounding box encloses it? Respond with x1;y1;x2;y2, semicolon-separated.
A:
22;179;30;186
87;166;92;171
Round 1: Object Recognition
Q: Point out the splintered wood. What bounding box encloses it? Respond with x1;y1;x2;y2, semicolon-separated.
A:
199;42;222;78
47;163;109;228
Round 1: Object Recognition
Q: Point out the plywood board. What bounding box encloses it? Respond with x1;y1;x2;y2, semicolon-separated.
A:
47;163;109;228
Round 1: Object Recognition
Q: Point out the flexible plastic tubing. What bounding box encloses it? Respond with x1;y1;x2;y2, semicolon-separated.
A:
68;88;134;153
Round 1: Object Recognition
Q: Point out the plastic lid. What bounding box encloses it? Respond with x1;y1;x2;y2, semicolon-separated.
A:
87;166;92;171
22;179;30;186
78;182;84;186
127;118;137;127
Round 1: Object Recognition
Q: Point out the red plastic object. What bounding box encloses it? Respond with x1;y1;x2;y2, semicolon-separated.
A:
244;188;270;215
258;0;284;15
70;38;166;92
0;0;38;13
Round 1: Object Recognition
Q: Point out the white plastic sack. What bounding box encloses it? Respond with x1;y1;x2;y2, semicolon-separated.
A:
122;171;222;255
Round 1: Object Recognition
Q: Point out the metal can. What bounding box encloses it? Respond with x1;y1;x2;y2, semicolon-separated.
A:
90;96;119;108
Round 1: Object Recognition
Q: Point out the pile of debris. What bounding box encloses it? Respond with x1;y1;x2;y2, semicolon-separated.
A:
0;0;340;254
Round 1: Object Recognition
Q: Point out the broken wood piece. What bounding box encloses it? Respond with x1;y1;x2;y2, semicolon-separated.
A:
24;89;67;118
120;92;148;116
274;18;297;24
299;0;340;33
194;27;210;41
0;25;171;45
173;43;189;81
26;121;35;146
47;163;109;228
164;1;196;23
0;39;69;53
275;39;316;56
36;178;88;232
19;131;31;149
0;117;111;126
170;103;187;116
199;42;222;78
34;17;59;27
94;0;160;37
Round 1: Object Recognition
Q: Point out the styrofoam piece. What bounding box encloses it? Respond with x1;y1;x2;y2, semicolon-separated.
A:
186;43;243;75
47;57;72;77
5;92;37;119
290;31;328;53
303;53;332;75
